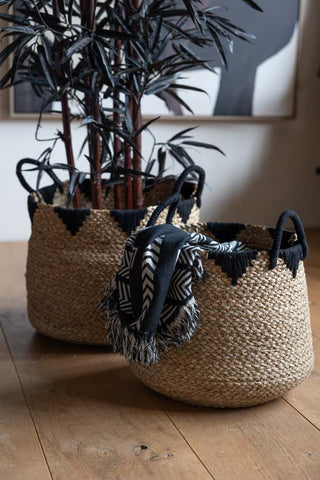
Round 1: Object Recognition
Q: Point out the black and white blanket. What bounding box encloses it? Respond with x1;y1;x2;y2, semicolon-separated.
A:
99;224;246;365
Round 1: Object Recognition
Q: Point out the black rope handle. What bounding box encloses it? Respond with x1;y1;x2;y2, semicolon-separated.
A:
16;159;64;194
172;165;205;208
269;209;308;269
147;193;182;227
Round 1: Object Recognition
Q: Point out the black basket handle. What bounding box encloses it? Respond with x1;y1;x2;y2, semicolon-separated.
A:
147;193;182;227
269;209;308;269
172;165;205;208
16;158;64;194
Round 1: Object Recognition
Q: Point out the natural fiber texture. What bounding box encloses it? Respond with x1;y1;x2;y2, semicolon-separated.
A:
99;223;247;365
131;223;313;408
144;179;178;206
26;180;200;345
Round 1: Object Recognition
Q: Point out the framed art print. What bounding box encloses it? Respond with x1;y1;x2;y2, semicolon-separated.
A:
11;0;300;120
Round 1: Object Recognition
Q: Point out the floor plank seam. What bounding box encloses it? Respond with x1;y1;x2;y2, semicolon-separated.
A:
281;396;320;432
0;321;55;480
151;392;217;480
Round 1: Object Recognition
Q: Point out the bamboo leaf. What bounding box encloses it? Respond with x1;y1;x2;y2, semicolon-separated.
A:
2;26;36;35
145;158;156;175
0;13;28;25
0;68;12;89
80;115;95;126
0;37;22;67
66;171;82;208
37;45;56;90
207;25;228;68
168;127;197;143
157;147;166;177
95;41;114;87
68;0;75;24
181;140;225;155
63;37;92;61
159;89;194;115
241;0;263;12
170;84;208;95
134;116;160;137
57;0;66;16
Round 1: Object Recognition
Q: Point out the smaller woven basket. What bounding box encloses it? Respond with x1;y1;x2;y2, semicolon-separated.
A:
131;210;314;408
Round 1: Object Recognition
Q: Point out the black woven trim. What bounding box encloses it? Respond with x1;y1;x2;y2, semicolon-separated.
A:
27;195;38;224
177;198;195;223
268;227;305;277
110;208;148;236
278;244;303;278
208;249;258;285
206;222;245;243
78;179;92;199
180;181;198;199
268;227;296;249
78;179;109;200
40;183;59;205
54;207;91;236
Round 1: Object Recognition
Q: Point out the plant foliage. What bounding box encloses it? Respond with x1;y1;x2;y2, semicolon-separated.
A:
0;0;261;209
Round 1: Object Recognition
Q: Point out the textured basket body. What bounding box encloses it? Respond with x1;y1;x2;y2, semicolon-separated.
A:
26;181;200;345
131;224;313;408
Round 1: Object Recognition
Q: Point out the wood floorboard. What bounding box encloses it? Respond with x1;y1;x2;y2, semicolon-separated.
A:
0;325;52;480
305;229;320;270
154;394;320;480
1;311;213;480
283;339;320;430
307;277;320;340
0;231;320;480
305;229;320;340
0;242;214;480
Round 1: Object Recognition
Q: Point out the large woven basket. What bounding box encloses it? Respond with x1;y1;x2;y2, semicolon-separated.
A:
131;210;314;408
17;162;204;345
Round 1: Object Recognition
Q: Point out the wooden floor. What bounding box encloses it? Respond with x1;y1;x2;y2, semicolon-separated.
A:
1;231;320;480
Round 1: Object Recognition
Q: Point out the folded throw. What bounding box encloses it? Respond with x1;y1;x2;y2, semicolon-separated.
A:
99;223;247;365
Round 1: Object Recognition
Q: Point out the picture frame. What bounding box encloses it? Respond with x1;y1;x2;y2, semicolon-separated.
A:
2;0;302;122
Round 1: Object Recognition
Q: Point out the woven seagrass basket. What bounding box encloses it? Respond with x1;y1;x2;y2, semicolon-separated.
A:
131;210;314;408
17;161;204;345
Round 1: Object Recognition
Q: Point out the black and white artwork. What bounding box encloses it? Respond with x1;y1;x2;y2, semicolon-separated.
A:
13;0;300;118
142;0;300;118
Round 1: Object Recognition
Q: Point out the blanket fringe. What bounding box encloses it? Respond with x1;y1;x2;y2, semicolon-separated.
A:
98;282;201;365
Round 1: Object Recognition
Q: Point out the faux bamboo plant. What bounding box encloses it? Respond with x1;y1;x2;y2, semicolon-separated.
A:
0;0;261;210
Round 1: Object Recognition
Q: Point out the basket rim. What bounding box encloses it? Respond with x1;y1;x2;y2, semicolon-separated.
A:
28;178;198;213
193;221;303;258
28;185;307;261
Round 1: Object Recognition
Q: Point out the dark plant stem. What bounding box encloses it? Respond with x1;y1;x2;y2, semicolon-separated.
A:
124;91;134;209
53;0;80;209
90;0;103;210
123;2;133;209
132;97;143;209
131;0;143;210
91;96;103;209
124;142;133;209
113;4;123;210
61;94;80;209
113;91;123;210
80;0;103;209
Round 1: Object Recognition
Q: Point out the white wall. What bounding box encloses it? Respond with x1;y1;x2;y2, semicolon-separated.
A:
1;0;319;242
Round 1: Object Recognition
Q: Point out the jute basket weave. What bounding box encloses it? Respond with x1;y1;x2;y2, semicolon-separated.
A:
17;161;204;345
131;210;314;408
